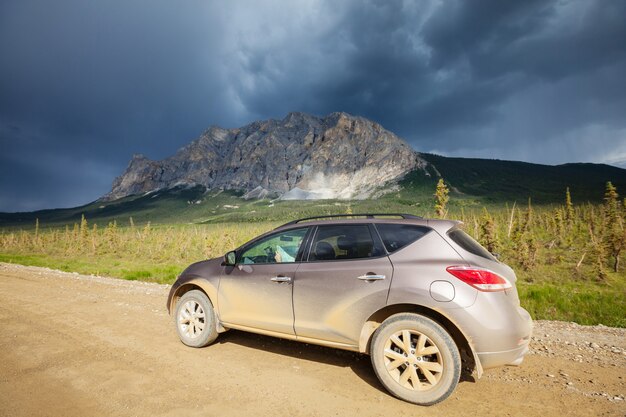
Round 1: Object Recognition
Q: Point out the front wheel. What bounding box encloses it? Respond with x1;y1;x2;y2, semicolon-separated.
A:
174;290;219;348
370;313;461;405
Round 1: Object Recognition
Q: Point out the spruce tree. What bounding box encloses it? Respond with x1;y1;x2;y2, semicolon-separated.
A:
565;187;574;226
589;224;608;281
91;223;98;253
553;207;564;239
511;200;537;270
603;182;624;272
434;179;449;218
479;208;499;254
80;214;89;242
604;182;618;219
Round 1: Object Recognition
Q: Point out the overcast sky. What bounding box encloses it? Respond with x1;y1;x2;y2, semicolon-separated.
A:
1;0;625;212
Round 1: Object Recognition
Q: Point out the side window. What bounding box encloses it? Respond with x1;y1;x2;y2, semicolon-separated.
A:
375;224;431;253
239;228;308;264
447;228;497;261
309;224;384;261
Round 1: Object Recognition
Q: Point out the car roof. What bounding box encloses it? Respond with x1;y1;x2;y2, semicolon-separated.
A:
273;214;461;235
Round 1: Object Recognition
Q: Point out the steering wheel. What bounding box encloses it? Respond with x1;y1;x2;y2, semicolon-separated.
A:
263;246;275;261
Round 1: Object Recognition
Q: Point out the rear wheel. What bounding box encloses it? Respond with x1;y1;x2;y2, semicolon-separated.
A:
370;313;461;405
174;290;218;348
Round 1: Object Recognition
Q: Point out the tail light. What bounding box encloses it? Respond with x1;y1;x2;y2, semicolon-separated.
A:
446;266;512;292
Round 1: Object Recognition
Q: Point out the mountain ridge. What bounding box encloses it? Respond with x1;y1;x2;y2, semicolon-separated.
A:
104;112;424;201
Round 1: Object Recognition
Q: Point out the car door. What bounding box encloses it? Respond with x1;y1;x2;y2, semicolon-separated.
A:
218;227;309;336
293;224;393;346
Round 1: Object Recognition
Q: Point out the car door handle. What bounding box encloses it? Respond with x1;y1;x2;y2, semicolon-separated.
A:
270;276;292;283
357;274;386;281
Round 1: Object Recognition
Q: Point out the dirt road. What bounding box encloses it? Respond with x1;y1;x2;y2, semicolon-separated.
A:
0;262;624;417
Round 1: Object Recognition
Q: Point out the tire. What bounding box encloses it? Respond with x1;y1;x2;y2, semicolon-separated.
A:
174;290;219;348
370;313;461;405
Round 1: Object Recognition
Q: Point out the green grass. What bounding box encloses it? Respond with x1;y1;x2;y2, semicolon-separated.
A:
518;280;626;327
0;222;277;284
0;253;183;284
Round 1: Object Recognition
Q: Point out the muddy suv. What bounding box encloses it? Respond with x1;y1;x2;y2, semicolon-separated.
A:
167;214;532;405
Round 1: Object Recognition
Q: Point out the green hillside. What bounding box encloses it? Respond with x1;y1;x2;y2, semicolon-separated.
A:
419;154;626;203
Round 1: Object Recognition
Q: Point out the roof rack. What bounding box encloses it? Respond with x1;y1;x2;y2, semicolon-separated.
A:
279;213;423;227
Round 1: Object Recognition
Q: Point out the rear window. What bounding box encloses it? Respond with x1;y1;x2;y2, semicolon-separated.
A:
447;229;497;261
375;224;431;253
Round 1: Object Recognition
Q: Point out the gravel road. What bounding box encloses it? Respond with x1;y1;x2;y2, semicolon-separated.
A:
0;262;624;416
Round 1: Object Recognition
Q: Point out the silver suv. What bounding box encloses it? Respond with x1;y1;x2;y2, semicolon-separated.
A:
167;214;532;405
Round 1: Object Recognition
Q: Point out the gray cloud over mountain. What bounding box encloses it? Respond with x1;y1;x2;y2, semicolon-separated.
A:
1;0;624;211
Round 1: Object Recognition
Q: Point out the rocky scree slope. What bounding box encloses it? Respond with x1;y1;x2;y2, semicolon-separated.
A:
103;112;425;201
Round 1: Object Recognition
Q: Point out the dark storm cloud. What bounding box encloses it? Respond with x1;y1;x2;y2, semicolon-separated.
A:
1;0;625;211
0;1;236;211
234;0;626;160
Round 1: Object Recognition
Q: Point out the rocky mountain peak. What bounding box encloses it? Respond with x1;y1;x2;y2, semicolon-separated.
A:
102;112;426;201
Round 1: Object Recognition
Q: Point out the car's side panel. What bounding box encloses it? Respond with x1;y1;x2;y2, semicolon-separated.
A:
293;256;393;345
221;322;361;352
218;263;299;335
386;231;477;309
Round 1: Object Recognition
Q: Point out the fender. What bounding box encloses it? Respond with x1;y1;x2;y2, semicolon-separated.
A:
167;275;228;333
358;303;484;379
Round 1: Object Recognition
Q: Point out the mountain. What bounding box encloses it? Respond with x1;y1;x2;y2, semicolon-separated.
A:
104;112;424;201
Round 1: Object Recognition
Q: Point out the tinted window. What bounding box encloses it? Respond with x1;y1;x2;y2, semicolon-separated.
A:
309;225;384;261
375;224;431;253
240;228;308;264
447;229;497;261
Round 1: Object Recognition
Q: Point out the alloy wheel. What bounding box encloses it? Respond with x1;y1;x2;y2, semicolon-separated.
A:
383;329;443;390
178;300;206;339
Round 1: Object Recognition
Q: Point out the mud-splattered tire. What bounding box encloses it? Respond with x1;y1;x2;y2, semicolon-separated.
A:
174;290;218;348
370;313;461;405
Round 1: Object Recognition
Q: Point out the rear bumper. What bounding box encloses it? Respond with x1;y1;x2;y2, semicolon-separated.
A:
477;341;530;369
443;295;533;371
476;306;533;369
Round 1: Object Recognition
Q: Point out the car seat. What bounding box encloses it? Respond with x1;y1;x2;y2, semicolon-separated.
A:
313;241;336;260
336;235;357;258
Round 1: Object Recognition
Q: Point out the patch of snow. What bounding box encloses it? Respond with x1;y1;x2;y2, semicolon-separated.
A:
171;181;197;189
142;188;161;197
280;187;325;200
243;186;270;200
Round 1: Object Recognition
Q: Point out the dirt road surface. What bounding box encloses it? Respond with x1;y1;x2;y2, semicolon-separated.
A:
1;262;624;417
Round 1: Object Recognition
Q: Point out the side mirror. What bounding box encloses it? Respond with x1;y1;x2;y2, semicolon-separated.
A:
223;251;236;266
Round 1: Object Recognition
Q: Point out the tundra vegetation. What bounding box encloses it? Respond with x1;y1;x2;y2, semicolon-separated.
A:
1;182;624;327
